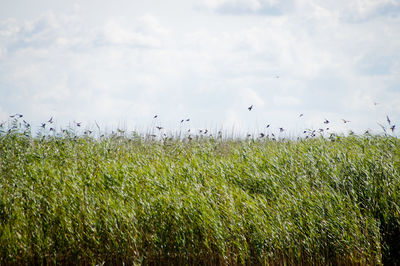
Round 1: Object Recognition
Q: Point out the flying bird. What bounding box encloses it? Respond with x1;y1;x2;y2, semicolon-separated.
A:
260;133;265;138
342;119;350;123
186;118;190;122
156;126;163;130
41;123;46;128
387;115;391;125
180;119;184;123
391;125;396;132
153;115;158;119
324;119;329;124
266;124;270;128
10;114;23;118
279;127;284;132
48;117;53;123
299;114;304;117
248;105;253;111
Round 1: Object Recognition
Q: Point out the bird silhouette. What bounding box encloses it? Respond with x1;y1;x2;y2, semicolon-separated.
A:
48;117;53;123
248;105;253;111
153;115;158;119
324;119;329;124
387;115;391;125
342;119;350;123
299;114;304;117
391;125;396;132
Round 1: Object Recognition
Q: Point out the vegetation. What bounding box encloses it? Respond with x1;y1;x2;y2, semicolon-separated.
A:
0;118;399;265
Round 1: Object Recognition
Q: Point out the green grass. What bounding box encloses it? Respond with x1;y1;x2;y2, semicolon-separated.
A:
0;121;399;265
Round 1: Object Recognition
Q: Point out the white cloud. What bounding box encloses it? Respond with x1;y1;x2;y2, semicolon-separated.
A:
0;2;399;135
199;0;291;14
298;0;400;22
99;15;168;48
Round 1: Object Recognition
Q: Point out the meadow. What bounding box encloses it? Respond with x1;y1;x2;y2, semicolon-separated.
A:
0;117;399;265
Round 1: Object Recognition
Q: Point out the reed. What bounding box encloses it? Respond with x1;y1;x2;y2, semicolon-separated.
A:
0;119;399;265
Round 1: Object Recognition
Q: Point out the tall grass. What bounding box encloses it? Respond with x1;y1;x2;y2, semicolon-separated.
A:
0;119;399;265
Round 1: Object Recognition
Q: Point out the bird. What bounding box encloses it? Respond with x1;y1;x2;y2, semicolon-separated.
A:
260;133;265;138
180;119;184;123
48;117;53;123
186;118;190;122
248;105;253;111
324;119;329;124
24;121;30;127
391;125;396;132
156;126;163;130
266;124;270;128
153;115;158;119
279;127;284;132
374;102;379;106
299;114;304;117
387;115;391;125
76;122;81;127
10;114;23;118
342;119;350;123
41;123;46;128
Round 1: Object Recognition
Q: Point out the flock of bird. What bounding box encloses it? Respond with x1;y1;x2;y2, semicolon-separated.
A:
147;103;396;139
1;103;397;139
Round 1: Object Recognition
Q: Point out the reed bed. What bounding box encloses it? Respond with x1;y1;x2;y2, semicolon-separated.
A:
0;119;399;265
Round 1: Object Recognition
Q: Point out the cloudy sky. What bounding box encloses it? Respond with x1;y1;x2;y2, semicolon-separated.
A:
1;0;399;136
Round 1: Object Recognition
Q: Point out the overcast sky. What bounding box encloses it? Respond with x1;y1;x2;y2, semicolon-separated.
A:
0;0;399;136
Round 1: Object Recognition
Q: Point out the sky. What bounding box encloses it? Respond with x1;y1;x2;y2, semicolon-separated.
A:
0;0;399;136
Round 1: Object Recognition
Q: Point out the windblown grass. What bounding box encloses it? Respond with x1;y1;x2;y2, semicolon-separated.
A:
0;120;399;265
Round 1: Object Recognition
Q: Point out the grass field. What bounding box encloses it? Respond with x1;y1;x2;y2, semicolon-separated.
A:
0;118;399;265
